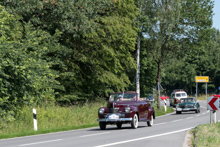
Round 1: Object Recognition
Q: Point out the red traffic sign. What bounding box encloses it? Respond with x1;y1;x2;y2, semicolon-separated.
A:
213;94;220;98
160;96;168;100
207;96;219;110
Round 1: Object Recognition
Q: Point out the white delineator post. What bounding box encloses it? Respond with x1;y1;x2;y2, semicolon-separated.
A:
164;99;167;112
33;108;37;131
213;110;216;123
207;96;219;124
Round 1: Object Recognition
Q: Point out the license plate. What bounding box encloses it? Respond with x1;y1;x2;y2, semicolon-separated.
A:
183;108;189;111
108;114;119;119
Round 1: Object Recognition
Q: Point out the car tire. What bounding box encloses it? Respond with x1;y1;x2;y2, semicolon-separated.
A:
195;108;199;113
99;122;106;130
116;122;122;129
170;102;173;107
176;111;181;114
131;114;138;129
147;115;153;126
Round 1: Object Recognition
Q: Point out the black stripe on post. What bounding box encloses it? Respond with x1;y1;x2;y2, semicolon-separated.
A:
33;113;37;119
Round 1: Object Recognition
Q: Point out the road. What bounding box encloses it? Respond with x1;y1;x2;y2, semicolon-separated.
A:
0;100;219;147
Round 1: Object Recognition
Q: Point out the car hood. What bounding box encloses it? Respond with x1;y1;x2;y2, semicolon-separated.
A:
108;101;135;108
178;102;195;106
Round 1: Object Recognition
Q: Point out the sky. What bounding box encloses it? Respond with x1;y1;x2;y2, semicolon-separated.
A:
213;0;220;30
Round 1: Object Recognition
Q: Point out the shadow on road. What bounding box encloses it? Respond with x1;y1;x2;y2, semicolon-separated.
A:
87;124;150;131
171;112;199;115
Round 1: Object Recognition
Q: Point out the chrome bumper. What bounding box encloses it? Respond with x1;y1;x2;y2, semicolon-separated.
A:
176;108;197;111
98;118;132;122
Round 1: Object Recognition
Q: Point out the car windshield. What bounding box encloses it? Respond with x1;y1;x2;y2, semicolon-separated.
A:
182;93;186;96
188;98;195;102
147;95;154;100
176;93;186;97
109;93;137;102
180;98;195;103
176;94;181;97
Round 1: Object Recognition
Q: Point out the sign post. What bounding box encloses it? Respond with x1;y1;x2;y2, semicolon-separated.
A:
195;76;209;100
207;96;219;124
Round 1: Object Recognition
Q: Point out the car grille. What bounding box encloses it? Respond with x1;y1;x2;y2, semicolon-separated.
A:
180;105;194;108
111;108;119;113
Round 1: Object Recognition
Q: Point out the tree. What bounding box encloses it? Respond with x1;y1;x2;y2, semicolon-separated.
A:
162;28;220;96
142;0;213;108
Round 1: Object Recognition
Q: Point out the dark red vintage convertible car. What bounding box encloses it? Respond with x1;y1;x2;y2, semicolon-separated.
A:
97;91;155;130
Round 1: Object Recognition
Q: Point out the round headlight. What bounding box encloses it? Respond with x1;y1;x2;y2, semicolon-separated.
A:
125;107;130;113
99;108;105;114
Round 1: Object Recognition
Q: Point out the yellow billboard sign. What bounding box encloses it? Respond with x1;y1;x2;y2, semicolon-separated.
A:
195;76;209;83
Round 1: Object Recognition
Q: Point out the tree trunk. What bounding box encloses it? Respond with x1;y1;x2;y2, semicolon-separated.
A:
156;59;162;109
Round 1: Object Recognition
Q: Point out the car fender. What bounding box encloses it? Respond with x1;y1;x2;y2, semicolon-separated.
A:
147;106;155;120
129;106;139;117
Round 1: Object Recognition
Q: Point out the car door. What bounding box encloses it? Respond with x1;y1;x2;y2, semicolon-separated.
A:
137;100;148;121
171;93;175;104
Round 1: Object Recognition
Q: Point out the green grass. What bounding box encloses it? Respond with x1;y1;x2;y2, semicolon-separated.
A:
0;101;173;139
154;105;174;116
188;94;215;100
189;94;220;147
190;122;220;147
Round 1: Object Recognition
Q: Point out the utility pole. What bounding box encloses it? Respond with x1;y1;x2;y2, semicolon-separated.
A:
136;2;142;99
136;35;140;99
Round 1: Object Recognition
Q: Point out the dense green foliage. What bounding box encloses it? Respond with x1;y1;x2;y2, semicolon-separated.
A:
0;0;218;120
0;6;62;120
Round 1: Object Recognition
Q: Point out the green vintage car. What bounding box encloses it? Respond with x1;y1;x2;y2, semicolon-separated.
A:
176;97;200;114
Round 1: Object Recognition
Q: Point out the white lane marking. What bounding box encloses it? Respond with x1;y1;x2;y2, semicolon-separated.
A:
154;122;167;126
94;127;193;147
186;117;193;119
0;127;100;141
202;113;206;115
171;119;183;122
196;115;201;117
80;132;110;137
19;139;63;146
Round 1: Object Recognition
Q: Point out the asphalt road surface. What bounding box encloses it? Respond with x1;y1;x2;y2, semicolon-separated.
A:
0;100;219;147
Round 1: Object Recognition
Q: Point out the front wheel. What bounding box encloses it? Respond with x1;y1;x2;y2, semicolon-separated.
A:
176;111;182;114
99;122;106;130
147;115;153;126
195;108;200;113
116;122;122;129
131;114;138;129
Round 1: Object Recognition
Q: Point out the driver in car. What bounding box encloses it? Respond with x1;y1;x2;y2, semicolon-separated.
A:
118;95;123;101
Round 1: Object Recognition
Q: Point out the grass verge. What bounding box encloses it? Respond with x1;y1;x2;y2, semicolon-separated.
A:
190;122;220;147
0;101;173;140
188;94;215;100
154;105;174;116
188;95;220;147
